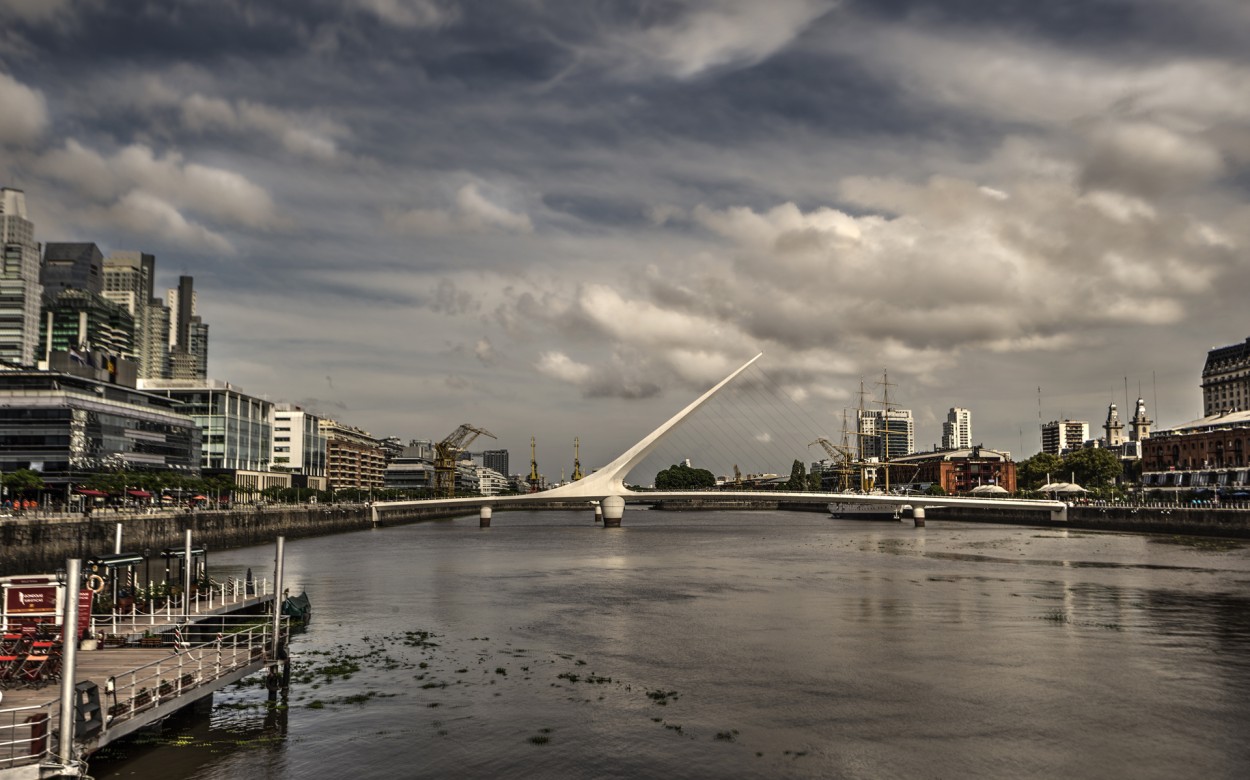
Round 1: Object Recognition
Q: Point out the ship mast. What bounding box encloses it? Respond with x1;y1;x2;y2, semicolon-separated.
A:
856;378;875;492
876;368;898;496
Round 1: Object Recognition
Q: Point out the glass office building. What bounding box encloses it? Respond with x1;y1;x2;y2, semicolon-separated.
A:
0;371;201;487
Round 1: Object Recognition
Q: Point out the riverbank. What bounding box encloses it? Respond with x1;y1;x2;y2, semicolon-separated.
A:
924;503;1250;539
0;501;606;575
6;498;1250;576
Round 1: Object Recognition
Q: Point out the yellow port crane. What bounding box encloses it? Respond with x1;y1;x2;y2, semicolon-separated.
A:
435;424;496;498
809;433;857;492
572;437;584;481
528;436;540;493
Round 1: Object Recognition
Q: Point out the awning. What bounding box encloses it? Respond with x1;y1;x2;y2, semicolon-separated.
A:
126;489;152;498
192;494;207;500
75;488;107;497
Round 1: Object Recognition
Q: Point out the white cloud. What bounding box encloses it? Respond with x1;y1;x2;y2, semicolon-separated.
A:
181;93;345;163
388;183;533;235
835;24;1250;129
356;0;460;29
604;0;832;80
536;351;594;385
99;190;234;253
0;72;48;145
36;140;280;229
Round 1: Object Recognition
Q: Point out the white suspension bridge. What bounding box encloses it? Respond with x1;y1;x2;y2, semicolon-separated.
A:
372;354;1068;527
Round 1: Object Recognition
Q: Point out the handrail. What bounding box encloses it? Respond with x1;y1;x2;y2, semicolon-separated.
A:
0;704;50;769
87;576;273;637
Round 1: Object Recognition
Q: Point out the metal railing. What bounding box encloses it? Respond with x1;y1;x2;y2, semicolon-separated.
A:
88;576;273;638
103;617;281;724
0;705;50;770
0;615;285;773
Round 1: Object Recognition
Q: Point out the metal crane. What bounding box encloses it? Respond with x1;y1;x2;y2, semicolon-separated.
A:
809;436;857;492
435;423;496;498
572;437;584;481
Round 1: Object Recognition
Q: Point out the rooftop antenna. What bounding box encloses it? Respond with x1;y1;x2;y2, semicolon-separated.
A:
1152;371;1158;427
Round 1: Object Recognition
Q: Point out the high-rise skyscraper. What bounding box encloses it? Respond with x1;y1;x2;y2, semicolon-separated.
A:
167;275;208;380
0;187;43;366
858;409;915;460
41;242;104;296
104;251;170;379
38;287;136;362
483;449;510;477
1041;420;1089;455
941;407;972;450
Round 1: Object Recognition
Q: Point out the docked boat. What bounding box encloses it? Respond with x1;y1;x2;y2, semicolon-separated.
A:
281;589;312;628
827;502;901;521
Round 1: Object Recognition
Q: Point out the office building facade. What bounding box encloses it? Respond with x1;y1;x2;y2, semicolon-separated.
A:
139;379;273;471
167;276;208;380
1041;419;1089;456
271;404;328;479
103;251;170;380
38;288;136;363
320;419;386;491
0;370;201;488
0;188;42;366
941;407;972;450
40;242;103;297
482;448;510;478
1202;336;1250;417
858;409;915;460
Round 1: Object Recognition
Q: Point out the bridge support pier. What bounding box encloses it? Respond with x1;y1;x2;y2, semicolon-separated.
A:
480;505;492;528
913;506;925;528
593;503;603;523
601;495;625;528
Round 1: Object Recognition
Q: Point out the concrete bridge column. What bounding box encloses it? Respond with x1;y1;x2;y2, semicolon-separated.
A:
593;503;603;523
913;506;926;528
480;505;492;528
601;495;625;528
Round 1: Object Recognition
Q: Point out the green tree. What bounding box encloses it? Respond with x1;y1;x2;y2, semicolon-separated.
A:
655;463;716;490
3;469;44;500
925;483;948;496
806;469;823;492
786;459;807;491
1062;447;1122;489
1017;452;1064;490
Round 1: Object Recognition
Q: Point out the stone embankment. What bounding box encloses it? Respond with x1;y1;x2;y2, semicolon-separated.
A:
0;501;613;575
924;504;1250;538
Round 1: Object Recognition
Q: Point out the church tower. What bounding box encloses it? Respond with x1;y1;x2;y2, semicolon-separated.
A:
1129;398;1153;442
1104;403;1124;447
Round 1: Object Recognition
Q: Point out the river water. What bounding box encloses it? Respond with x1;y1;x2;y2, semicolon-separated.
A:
89;510;1250;779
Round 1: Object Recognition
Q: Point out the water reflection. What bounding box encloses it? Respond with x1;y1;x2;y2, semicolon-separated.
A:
87;512;1250;779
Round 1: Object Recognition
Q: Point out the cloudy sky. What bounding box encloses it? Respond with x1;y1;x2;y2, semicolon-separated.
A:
2;0;1248;477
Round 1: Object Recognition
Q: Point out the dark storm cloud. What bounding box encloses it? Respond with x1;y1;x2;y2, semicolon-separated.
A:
2;0;1248;462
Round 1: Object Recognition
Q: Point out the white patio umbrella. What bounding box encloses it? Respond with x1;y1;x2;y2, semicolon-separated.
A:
969;484;1009;495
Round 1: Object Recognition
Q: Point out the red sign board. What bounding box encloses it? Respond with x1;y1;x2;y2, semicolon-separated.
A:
5;585;58;614
77;588;93;640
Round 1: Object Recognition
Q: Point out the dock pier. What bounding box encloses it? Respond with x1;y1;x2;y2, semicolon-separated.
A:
1;572;289;779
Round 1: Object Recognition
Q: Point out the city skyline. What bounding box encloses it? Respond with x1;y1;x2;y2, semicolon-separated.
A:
2;1;1247;468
